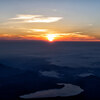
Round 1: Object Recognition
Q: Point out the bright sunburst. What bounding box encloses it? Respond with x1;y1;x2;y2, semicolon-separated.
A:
46;34;57;42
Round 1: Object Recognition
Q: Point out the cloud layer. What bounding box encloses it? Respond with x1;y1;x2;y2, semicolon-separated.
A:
53;33;97;41
11;14;63;23
31;29;48;32
0;32;99;41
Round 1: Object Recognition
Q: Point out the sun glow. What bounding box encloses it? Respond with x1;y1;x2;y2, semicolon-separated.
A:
46;34;57;42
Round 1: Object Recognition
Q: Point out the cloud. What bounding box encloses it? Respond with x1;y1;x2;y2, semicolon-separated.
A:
11;14;63;23
0;34;24;40
88;24;93;26
31;29;48;32
12;15;41;20
52;9;57;12
40;71;60;78
51;32;98;41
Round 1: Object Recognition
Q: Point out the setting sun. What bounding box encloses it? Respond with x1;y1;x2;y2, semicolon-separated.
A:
46;34;57;42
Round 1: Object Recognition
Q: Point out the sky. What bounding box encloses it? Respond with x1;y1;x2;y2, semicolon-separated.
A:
0;0;100;41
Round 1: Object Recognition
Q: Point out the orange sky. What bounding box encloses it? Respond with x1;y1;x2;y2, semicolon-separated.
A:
0;0;100;41
0;33;99;42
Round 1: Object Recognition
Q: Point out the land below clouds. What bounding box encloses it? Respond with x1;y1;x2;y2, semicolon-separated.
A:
0;41;100;100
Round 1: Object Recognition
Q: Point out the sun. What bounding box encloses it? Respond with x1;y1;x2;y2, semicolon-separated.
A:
46;34;57;42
